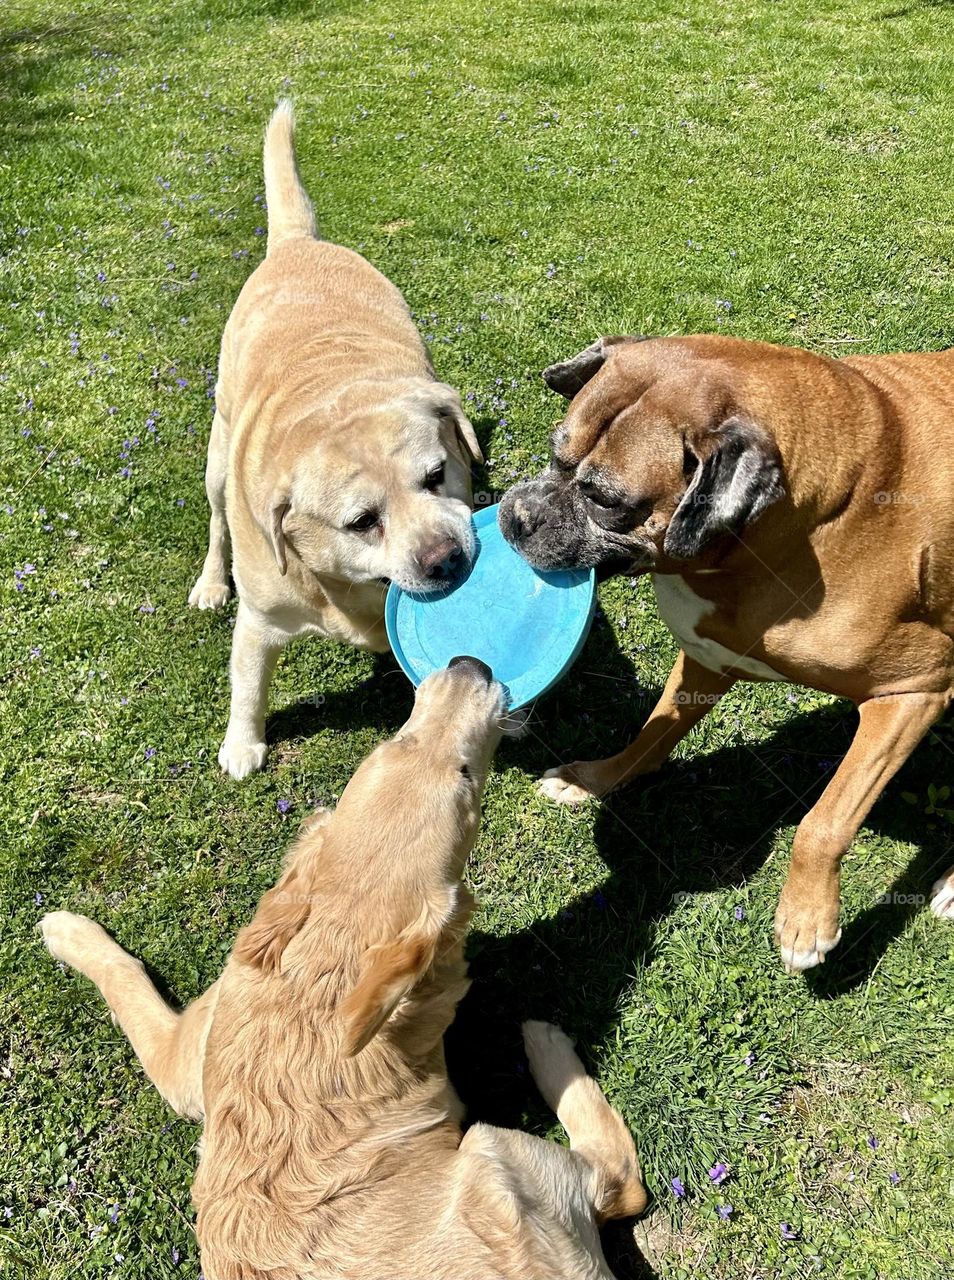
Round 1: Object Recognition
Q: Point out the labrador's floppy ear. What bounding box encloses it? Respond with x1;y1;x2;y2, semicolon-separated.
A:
664;417;785;561
269;497;291;575
426;382;483;466
542;335;650;399
340;931;439;1057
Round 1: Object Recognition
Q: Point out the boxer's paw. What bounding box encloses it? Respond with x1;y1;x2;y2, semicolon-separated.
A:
930;867;954;919
539;762;605;806
774;879;842;973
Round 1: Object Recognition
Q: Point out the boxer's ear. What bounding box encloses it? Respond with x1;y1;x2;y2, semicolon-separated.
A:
543;336;650;399
543;340;608;398
664;417;785;560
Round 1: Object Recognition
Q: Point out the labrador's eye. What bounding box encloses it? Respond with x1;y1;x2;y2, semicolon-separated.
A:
459;762;471;779
424;463;445;492
347;510;379;533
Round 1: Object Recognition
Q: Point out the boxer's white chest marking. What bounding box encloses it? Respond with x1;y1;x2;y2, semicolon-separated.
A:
652;574;786;681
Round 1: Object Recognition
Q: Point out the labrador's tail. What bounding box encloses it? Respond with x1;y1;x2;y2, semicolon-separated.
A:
263;98;317;252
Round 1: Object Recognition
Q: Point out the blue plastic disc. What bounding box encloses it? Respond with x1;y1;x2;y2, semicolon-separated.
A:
385;503;596;709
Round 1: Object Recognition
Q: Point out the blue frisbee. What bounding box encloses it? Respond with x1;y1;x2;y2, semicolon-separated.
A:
385;503;596;709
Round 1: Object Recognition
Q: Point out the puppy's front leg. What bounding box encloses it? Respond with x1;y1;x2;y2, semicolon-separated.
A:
775;691;946;972
219;602;284;779
540;651;736;805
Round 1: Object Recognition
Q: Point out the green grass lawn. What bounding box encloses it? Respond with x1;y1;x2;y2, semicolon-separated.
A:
3;0;954;1275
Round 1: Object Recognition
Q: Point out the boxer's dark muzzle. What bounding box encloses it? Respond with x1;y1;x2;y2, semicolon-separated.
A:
499;473;657;574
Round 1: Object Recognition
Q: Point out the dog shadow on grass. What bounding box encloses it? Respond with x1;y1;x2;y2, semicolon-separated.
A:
444;613;952;1278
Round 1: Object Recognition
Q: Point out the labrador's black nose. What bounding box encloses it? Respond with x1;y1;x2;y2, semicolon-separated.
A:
448;655;493;683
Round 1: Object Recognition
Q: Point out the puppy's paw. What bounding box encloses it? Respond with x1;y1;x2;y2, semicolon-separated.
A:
538;765;600;806
188;579;232;610
218;738;268;780
774;885;842;973
930;867;954;919
41;911;112;970
522;1021;584;1109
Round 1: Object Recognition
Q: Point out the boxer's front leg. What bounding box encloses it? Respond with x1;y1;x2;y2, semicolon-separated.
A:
540;651;737;805
775;691;946;972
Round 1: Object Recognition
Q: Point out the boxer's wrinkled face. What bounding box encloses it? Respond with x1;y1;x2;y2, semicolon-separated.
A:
498;337;785;574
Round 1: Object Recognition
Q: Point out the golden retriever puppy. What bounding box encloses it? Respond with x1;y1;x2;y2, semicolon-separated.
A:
42;657;645;1279
189;101;482;779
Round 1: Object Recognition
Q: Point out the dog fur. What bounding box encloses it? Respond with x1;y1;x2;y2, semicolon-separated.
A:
189;102;482;779
41;661;645;1278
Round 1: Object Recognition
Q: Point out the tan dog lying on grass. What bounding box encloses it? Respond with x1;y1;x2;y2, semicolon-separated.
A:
189;101;481;779
42;657;645;1280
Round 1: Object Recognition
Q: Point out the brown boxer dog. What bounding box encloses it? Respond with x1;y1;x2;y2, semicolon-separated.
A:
498;334;954;972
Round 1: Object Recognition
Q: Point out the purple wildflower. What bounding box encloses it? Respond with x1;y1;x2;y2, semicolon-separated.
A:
780;1223;798;1240
867;1136;879;1150
734;905;745;921
109;1204;120;1224
889;1172;901;1186
144;747;156;760
717;1204;733;1220
34;892;44;906
670;1177;686;1199
277;798;293;815
708;1162;728;1186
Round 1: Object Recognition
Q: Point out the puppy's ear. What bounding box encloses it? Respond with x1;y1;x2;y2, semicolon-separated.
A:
234;810;331;973
269;497;291;575
340;931;438;1057
543;336;650;399
234;867;309;973
664;417;785;561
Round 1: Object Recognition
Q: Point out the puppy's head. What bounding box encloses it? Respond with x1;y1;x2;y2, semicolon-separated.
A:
264;381;482;592
498;336;786;575
237;658;507;1056
334;657;506;1055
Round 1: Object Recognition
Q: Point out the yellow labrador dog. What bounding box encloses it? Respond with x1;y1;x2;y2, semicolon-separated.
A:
42;657;645;1280
189;102;482;779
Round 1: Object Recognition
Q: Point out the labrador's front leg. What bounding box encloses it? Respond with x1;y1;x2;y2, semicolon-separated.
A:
218;602;284;779
775;691;946;972
539;650;736;805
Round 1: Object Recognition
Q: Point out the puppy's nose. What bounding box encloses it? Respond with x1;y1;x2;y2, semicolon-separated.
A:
417;539;463;579
448;655;493;683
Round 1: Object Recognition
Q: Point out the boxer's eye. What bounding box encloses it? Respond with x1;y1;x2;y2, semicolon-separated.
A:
581;484;615;509
683;442;699;481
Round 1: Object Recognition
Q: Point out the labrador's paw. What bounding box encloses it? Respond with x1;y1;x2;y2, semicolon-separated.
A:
774;883;842;973
930;867;954;919
218;737;268;780
188;579;232;610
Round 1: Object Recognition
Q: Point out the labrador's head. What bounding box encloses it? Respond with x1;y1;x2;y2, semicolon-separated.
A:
498;336;786;574
263;381;482;592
